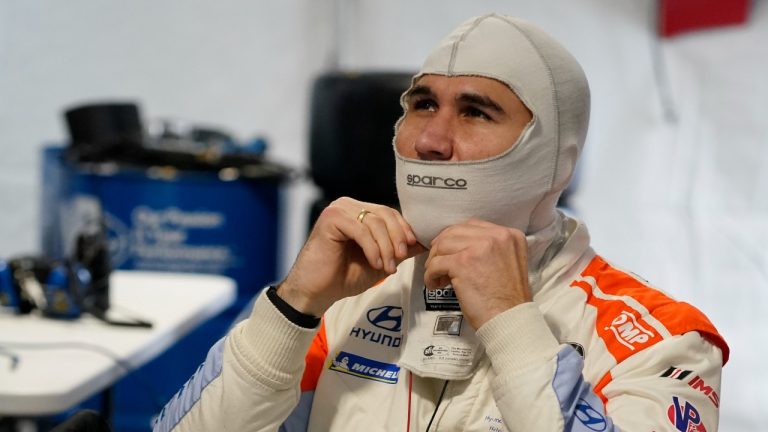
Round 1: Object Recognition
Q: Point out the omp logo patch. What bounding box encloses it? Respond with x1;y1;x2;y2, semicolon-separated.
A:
604;310;654;350
424;285;460;311
328;351;400;384
667;396;707;432
406;174;468;190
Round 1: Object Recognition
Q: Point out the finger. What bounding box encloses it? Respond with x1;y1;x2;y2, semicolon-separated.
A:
463;218;500;228
424;238;451;287
336;199;411;252
359;212;399;274
429;225;484;258
429;222;481;248
363;204;417;256
464;220;528;256
374;207;412;261
332;198;418;272
423;255;453;289
329;199;390;270
327;208;383;270
394;211;418;247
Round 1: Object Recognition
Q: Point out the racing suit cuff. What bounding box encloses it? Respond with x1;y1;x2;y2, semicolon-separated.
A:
266;285;321;328
476;302;560;376
230;289;320;387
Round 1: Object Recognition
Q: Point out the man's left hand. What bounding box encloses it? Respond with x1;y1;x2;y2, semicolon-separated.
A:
424;218;531;329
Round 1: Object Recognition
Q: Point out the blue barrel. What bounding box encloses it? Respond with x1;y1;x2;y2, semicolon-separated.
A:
43;147;285;302
41;146;289;431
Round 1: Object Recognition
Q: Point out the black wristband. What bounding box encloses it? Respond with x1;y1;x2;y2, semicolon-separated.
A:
266;286;321;329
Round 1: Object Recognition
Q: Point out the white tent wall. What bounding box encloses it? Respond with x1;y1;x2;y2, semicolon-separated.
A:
1;0;764;430
0;0;335;274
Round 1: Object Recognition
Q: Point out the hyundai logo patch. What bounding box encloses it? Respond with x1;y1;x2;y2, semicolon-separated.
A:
367;306;402;332
574;398;607;431
329;351;400;384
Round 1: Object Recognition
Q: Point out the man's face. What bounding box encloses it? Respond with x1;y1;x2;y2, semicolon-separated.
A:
395;74;533;162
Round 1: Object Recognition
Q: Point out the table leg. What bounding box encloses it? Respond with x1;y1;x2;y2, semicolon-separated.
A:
100;387;113;428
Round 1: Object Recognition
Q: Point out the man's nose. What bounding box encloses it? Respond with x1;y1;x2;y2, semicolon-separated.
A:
414;113;454;161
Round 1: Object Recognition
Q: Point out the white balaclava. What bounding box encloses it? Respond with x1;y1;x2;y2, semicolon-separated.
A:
395;13;589;254
396;14;590;380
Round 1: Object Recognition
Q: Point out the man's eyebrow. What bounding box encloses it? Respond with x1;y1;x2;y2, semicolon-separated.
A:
406;85;506;115
457;92;505;114
406;85;434;99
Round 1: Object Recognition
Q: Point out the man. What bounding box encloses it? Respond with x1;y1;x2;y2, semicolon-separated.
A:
154;14;728;431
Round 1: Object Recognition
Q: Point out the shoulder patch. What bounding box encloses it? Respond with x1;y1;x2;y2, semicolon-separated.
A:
570;256;729;364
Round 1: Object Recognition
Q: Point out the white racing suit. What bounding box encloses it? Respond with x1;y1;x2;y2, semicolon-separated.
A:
153;219;728;431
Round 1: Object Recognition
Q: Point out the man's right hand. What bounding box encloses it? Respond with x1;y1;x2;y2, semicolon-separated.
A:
276;197;424;317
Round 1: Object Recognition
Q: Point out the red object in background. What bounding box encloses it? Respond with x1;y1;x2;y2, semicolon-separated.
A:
658;0;751;37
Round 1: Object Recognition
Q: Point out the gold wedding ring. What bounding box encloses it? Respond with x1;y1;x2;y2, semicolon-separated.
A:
357;209;372;224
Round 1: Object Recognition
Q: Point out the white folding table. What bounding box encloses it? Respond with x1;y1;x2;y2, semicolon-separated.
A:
0;271;236;417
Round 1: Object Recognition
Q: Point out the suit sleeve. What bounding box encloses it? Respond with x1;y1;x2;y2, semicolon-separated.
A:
476;303;724;431
152;290;320;432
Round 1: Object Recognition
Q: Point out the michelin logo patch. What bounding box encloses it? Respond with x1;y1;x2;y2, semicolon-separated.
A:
329;351;400;384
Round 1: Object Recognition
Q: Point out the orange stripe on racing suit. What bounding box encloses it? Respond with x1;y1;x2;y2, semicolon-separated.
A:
571;256;729;395
301;319;328;392
299;277;388;393
572;255;728;364
592;371;613;406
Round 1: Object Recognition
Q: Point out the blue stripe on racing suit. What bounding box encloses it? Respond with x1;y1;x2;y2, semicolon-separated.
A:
552;346;620;431
279;391;314;432
152;337;226;432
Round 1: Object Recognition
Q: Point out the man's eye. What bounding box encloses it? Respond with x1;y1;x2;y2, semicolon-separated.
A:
464;107;491;120
413;99;437;111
